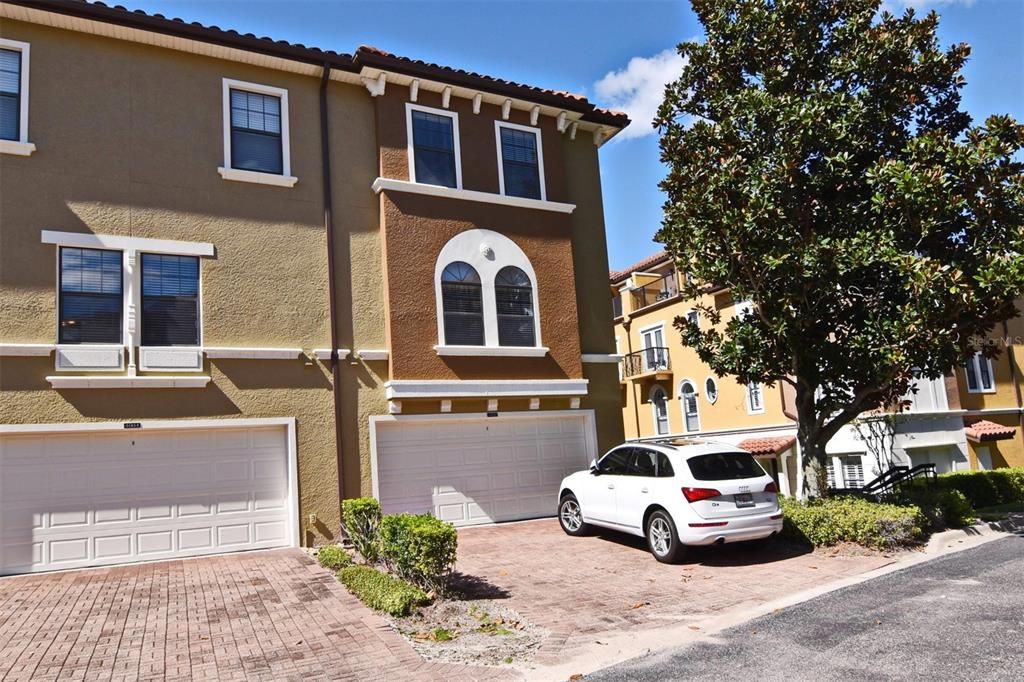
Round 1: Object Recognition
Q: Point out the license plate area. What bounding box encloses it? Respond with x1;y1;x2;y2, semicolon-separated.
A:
734;493;754;508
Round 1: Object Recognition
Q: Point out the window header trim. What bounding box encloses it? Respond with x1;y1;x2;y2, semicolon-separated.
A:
41;230;214;257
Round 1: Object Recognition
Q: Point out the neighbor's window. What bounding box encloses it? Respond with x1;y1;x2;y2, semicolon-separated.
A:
964;352;995;393
410;107;459;188
747;381;764;413
59;247;123;344
0;46;22;142
705;377;718;404
687;452;765;481
229;88;284;174
440;261;484;345
497;124;543;200
495;266;536;347
141;254;200;346
651;386;670;435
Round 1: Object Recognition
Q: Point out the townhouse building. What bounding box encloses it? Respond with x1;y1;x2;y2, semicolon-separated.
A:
0;0;627;574
612;251;1023;496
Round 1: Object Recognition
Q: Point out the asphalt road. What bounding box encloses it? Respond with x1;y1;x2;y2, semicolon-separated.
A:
587;533;1024;681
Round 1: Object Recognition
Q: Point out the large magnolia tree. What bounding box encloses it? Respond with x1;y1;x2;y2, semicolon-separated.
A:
656;0;1024;494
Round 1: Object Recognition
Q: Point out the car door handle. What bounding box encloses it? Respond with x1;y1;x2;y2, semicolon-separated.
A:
641;487;649;494
607;484;615;490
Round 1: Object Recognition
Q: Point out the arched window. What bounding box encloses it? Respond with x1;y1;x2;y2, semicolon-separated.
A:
680;380;700;432
495;266;536;347
440;261;484;346
704;377;718;404
651;385;669;435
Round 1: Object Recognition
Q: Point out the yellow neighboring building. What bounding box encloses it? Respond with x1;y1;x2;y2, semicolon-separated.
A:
611;251;1023;497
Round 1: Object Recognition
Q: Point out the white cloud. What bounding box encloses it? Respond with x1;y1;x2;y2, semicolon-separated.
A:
594;48;686;141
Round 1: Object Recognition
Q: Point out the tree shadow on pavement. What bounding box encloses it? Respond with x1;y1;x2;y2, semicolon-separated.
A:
447;572;512;601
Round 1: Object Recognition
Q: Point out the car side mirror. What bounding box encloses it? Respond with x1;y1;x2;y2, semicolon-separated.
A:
589;460;601;475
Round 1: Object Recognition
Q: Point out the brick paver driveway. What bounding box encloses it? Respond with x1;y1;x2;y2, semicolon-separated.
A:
0;549;492;682
456;519;894;666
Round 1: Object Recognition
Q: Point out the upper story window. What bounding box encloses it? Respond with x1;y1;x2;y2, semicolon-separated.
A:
407;104;461;189
220;78;295;186
0;38;33;156
705;377;719;404
746;381;765;414
59;247;123;344
964;352;995;393
440;261;484;346
141;254;200;347
495;266;536;347
495;122;545;200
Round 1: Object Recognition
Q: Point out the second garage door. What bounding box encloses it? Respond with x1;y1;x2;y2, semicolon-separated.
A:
373;413;596;526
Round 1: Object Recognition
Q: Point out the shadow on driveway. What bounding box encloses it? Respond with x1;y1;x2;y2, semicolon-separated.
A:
589;528;813;566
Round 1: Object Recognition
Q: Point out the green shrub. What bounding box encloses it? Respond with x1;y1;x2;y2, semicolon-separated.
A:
936;468;1024;509
897;486;975;531
315;544;352;571
342;497;382;564
338;565;430;616
379;513;458;596
780;496;927;550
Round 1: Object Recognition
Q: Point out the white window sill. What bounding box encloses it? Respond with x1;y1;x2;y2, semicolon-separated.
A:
372;177;575;214
966;389;997;395
205;347;303;359
0;343;54;356
47;375;211;389
0;140;36;156
581;353;622;364
434;345;549;358
218;167;298;188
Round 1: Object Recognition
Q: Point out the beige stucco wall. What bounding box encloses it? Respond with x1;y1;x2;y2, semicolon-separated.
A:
0;19;383;543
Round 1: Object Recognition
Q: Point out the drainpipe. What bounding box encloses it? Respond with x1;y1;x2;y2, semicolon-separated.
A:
320;63;346;525
1003;320;1024;436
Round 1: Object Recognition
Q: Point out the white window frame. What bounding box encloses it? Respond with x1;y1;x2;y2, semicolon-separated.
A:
746;381;765;414
494;120;546;201
685;309;699;328
679;379;700;433
638;321;668;372
41;231;213;378
406;102;463;190
704;376;719;404
432;229;546;356
218;78;296;188
964;352;996;394
0;38;35;156
650;384;670;436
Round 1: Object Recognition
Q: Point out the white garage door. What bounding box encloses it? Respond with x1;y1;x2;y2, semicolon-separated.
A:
0;423;293;575
374;413;595;526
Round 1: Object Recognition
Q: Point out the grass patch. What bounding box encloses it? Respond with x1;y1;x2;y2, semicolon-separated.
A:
338;565;430;617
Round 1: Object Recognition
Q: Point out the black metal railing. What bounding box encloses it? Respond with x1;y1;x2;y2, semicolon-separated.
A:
631;273;679;311
831;463;937;499
621;347;671;378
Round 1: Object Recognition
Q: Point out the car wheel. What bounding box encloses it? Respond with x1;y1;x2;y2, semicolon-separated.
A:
558;494;590;536
646;510;685;563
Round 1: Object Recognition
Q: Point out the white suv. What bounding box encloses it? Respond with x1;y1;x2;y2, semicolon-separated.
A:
556;440;783;562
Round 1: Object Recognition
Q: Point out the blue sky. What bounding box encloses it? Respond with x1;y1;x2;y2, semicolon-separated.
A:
124;0;1023;271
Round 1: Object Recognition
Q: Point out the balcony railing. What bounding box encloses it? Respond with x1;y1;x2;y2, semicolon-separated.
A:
621;347;671;379
631;273;679;311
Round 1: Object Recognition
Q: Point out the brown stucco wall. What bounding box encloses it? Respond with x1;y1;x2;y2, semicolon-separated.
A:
378;192;584;381
0;19;383;543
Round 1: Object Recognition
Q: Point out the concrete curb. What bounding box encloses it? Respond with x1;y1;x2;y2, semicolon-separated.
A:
520;525;1013;681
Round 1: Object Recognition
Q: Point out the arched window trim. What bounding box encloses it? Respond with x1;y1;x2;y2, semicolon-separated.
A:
678;379;700;433
433;229;544;355
649;384;670;436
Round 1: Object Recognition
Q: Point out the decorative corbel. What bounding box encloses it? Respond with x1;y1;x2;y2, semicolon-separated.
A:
501;99;512;120
409;79;419;102
472;93;482;114
530;105;540;126
441;86;452;109
362;72;386;97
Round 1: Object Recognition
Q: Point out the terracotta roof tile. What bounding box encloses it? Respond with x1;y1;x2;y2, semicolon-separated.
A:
609;250;670;283
738;436;797;457
964;419;1017;443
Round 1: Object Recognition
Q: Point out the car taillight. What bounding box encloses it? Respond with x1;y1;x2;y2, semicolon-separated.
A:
764;482;778;493
682;487;721;503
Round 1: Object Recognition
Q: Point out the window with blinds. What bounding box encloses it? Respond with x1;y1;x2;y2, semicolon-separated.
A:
495;266;536;347
59;247;123;344
440;261;484;345
841;456;865;488
747;382;764;412
964;352;995;393
498;126;542;200
141;254;200;347
230;89;283;174
411;110;457;188
0;48;20;142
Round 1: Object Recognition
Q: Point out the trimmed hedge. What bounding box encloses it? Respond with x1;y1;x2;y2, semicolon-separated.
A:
315;544;352;571
780;496;926;550
338;565;430;616
379;513;458;596
897;486;975;531
935;468;1024;509
343;497;382;564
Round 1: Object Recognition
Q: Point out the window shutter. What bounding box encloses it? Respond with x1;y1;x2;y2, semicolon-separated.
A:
141;254;200;346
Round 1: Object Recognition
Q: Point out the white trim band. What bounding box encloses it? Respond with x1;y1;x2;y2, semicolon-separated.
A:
0;343;54;356
47;375;212;389
582;353;622;364
41;230;214;257
217;167;298;188
313;348;352;360
356;349;389;361
205;347;303;359
372;177;576;214
385;379;589;399
434;345;549;358
0;140;35;156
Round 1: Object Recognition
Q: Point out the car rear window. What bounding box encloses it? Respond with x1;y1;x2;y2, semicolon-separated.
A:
687;452;765;481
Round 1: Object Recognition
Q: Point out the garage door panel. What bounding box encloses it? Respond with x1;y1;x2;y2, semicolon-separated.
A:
376;415;592;527
1;425;292;574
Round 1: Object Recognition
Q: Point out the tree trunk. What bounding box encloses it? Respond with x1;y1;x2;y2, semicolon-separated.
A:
795;381;830;499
